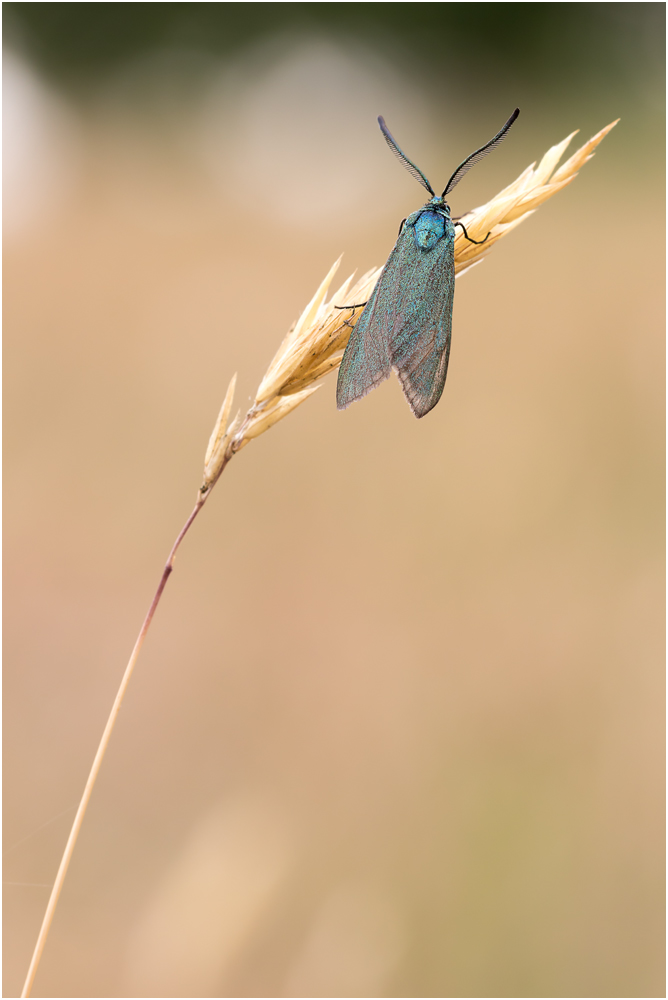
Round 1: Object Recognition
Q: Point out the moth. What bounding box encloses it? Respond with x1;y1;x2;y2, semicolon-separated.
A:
336;108;520;418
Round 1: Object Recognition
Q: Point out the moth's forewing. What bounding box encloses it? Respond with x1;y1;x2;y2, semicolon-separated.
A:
390;230;455;418
336;270;391;410
336;218;455;418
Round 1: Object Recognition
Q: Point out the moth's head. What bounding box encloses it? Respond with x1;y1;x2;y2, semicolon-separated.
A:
427;195;450;214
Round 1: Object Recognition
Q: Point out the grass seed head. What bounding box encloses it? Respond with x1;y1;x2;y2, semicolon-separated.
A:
200;119;618;495
453;119;618;270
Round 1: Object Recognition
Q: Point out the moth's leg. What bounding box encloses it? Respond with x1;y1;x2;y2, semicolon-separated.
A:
455;221;490;245
398;218;407;236
334;302;369;330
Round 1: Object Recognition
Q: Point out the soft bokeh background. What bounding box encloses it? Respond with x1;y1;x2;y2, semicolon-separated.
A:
3;5;664;997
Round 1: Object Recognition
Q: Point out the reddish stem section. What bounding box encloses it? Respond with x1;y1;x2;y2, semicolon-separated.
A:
21;497;207;998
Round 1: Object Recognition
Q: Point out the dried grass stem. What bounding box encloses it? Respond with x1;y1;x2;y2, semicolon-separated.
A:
21;117;617;997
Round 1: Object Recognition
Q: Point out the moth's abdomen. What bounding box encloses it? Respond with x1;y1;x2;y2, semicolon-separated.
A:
412;210;447;251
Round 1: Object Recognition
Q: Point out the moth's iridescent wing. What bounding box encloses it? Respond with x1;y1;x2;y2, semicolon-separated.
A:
389;224;455;418
335;278;392;410
337;219;455;419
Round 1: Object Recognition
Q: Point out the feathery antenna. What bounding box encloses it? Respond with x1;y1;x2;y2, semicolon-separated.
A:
442;108;520;197
378;116;435;197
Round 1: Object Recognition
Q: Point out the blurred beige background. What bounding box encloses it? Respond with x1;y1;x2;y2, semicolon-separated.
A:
3;6;664;998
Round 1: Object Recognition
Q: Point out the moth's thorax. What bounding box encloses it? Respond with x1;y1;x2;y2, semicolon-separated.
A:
406;199;453;252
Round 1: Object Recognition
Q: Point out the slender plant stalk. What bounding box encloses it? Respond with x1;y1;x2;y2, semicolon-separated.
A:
20;495;210;998
20;119;616;998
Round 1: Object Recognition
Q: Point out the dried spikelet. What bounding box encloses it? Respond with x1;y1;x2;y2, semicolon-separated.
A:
271;267;380;399
201;374;237;492
239;386;321;445
453;119;619;273
204;373;236;467
199;120;618;496
198;265;380;493
256;258;343;404
532;131;580;186
551;121;618;184
255;262;379;405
